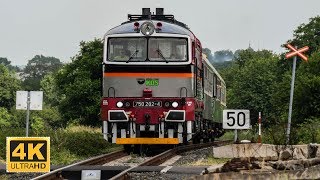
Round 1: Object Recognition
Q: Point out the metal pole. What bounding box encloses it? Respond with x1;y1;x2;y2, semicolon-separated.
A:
286;54;297;145
258;112;262;143
26;91;31;137
234;129;238;143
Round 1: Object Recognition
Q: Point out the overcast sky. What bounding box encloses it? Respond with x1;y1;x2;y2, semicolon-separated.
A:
1;0;319;65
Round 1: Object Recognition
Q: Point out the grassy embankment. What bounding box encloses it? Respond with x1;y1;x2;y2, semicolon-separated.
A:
0;125;120;165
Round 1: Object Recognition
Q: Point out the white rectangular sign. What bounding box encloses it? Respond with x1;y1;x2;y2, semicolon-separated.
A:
30;91;43;110
16;91;43;110
223;109;250;129
16;91;28;110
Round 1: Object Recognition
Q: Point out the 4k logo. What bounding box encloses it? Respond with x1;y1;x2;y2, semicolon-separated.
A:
6;137;50;172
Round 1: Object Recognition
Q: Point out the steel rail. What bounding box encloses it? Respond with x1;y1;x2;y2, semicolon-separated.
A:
110;140;232;180
32;150;127;180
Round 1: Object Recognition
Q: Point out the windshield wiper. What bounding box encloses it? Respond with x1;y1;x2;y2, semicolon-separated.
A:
156;49;168;63
126;50;139;63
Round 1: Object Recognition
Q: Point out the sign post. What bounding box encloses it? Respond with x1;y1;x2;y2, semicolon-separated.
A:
16;91;43;137
26;91;31;137
285;44;309;145
223;109;251;142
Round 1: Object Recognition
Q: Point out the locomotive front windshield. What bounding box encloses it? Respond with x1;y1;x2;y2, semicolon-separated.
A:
148;38;187;61
108;38;147;61
107;37;187;62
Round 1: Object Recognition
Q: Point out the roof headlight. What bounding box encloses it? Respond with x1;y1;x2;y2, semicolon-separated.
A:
140;21;155;36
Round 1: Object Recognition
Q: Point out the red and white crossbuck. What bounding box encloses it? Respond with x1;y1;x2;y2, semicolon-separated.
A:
285;44;309;61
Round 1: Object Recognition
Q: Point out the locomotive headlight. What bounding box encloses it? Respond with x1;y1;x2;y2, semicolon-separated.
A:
116;101;123;108
140;21;155;36
172;101;179;108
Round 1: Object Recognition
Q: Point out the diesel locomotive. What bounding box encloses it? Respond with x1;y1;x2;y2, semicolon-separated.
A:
101;8;226;151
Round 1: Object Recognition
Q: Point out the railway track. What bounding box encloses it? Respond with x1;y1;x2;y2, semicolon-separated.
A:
111;140;232;179
32;150;127;180
33;140;232;180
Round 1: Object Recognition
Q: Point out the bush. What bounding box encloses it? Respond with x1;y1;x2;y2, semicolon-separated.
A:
31;117;45;135
297;117;320;143
0;107;11;127
32;106;63;128
63;130;112;156
0;128;25;159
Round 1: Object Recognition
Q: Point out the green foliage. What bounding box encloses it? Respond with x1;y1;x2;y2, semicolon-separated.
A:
0;57;20;72
0;65;21;109
0;126;119;165
0;107;12;127
233;48;274;67
221;51;280;125
294;51;320;122
212;61;233;71
22;55;62;90
263;124;287;145
297;117;320;143
286;16;320;55
47;126;119;164
40;73;61;106
0;128;25;159
31;117;45;135
55;39;103;126
31;106;63;128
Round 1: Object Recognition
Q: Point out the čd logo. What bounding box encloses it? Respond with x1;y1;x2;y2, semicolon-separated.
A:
6;137;50;172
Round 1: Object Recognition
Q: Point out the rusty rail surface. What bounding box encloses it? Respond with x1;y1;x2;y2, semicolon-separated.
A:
32;150;127;180
110;140;232;180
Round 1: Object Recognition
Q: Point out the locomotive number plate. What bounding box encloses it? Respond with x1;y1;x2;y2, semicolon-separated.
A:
133;101;162;107
145;79;159;86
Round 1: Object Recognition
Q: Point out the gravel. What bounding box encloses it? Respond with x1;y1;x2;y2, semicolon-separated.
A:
129;172;192;180
0;172;44;180
173;147;212;166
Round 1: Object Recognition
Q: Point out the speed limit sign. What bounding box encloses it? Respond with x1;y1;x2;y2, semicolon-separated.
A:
223;110;250;129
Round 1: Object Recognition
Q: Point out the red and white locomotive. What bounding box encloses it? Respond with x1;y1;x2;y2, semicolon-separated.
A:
101;8;226;151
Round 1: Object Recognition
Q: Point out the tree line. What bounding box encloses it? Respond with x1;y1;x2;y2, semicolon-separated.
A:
0;16;320;143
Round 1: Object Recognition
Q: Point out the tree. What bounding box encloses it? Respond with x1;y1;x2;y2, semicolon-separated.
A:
202;48;214;62
0;57;20;72
294;50;320;123
22;55;62;90
55;39;103;126
40;73;61;106
233;49;274;67
212;50;234;63
0;65;21;109
285;16;320;56
0;57;11;66
221;50;281;126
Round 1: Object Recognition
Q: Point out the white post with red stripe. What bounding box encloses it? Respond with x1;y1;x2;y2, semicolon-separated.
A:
258;112;262;143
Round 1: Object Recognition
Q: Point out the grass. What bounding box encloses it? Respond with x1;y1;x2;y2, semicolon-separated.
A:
0;175;8;180
0;125;120;165
218;130;258;142
186;155;230;166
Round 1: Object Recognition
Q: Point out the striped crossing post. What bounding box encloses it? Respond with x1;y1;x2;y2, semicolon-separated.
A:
258;112;262;143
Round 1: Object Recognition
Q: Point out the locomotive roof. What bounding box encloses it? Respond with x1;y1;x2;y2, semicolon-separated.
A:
105;20;194;37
